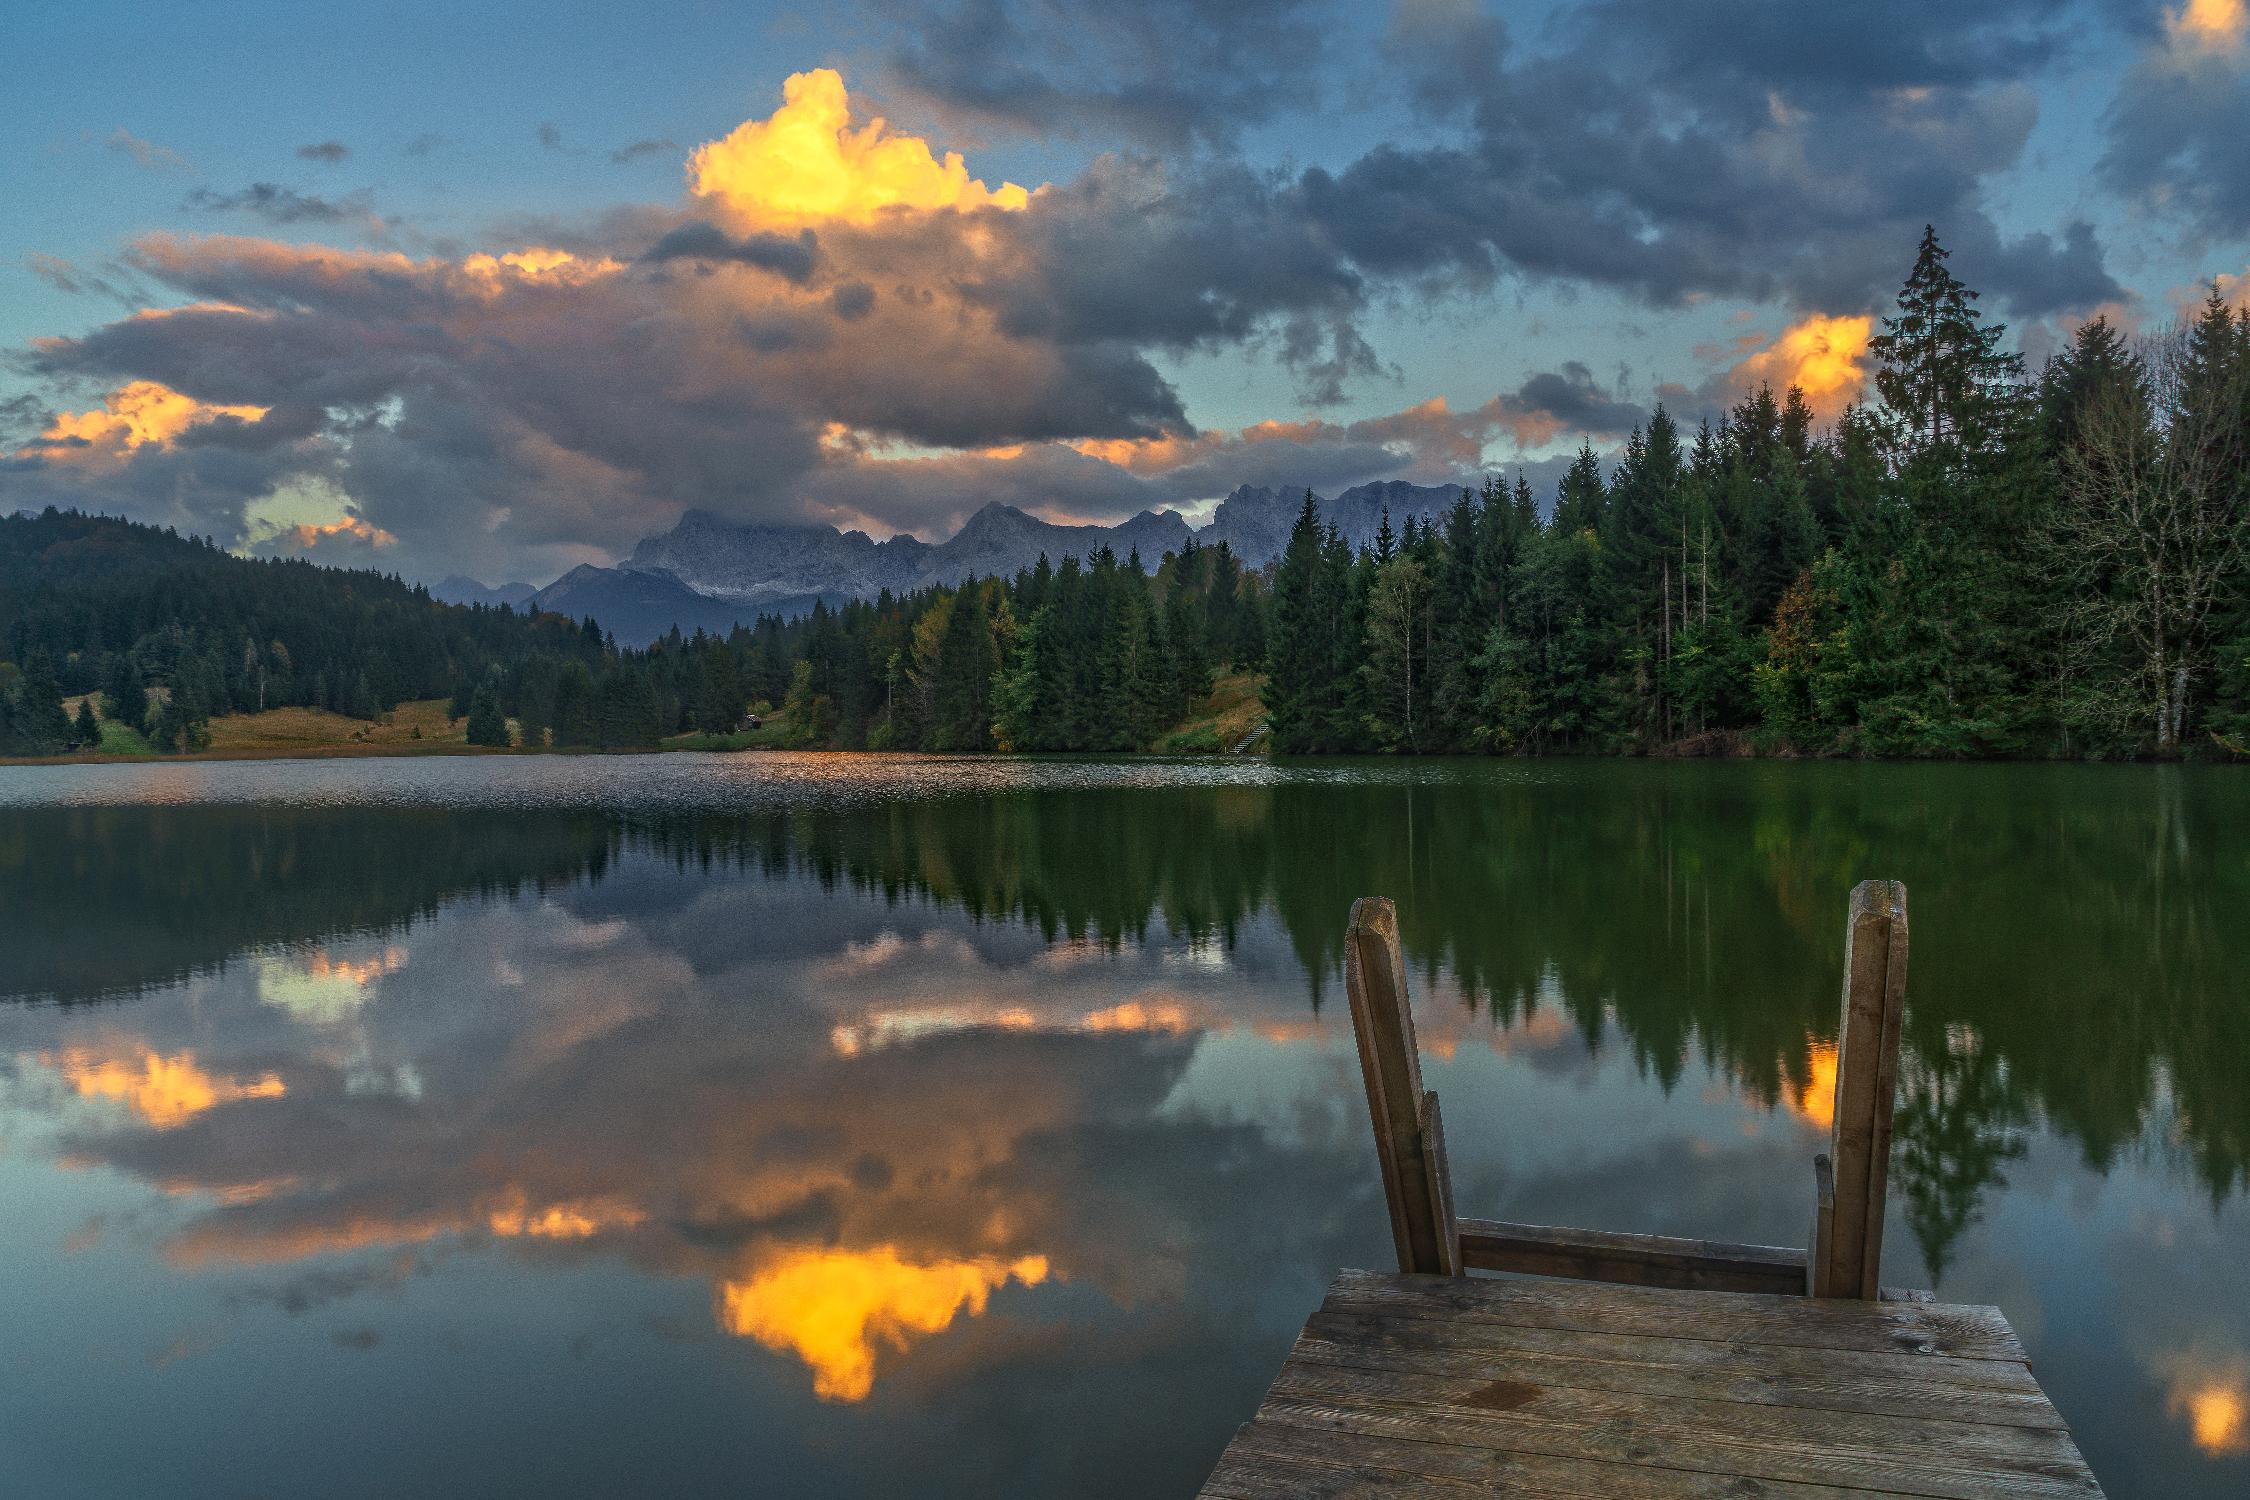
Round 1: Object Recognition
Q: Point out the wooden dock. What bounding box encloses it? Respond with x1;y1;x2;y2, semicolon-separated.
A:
1197;884;2105;1498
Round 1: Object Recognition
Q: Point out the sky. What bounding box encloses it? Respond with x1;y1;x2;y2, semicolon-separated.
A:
4;0;2250;587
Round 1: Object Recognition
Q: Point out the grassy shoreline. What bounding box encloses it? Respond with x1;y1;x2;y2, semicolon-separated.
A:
5;675;1281;766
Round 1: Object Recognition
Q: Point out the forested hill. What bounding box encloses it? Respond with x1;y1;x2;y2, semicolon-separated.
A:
0;509;603;752
1257;233;2250;762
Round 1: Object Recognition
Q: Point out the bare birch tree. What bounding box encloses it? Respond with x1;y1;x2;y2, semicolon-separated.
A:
2049;322;2249;752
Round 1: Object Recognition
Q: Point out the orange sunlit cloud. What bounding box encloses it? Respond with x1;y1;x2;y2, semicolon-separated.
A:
33;379;266;457
461;247;623;291
690;68;1033;229
486;1191;647;1240
829;1004;1039;1057
2159;1352;2250;1457
2167;0;2248;55
1732;314;1873;418
2214;266;2250;314
1785;1039;1839;1127
51;1047;285;1130
1080;1000;1196;1035
278;515;398;551
717;1244;1050;1400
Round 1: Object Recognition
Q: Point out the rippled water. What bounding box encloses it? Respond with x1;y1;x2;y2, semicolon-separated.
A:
1;753;2244;1497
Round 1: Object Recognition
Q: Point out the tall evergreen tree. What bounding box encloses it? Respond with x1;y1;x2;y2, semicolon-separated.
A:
1870;226;2024;468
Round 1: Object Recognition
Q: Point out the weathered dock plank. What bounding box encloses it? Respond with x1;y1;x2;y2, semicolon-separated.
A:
1196;1270;2104;1499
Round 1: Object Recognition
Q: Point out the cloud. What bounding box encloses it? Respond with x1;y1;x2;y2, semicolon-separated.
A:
3;30;2130;582
403;133;450;157
28;379;268;458
2167;0;2249;56
1727;313;1875;418
536;122;566;151
296;141;351;164
2099;0;2250;239
24;253;141;306
7;140;1196;578
610;138;678;165
689;68;1031;229
267;513;399;559
718;1244;1048;1401
640;221;819;283
1315;0;2116;318
185;183;381;229
107;128;188;173
0;58;1646;577
873;0;1332;151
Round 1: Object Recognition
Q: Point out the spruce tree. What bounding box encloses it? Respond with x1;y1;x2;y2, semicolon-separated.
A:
929;581;998;751
465;682;512;747
1262;493;1330;751
102;654;148;732
15;650;72;751
1553;443;1608;535
1871;226;2025;467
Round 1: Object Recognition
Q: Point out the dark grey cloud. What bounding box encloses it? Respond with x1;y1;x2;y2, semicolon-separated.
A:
1312;0;2116;317
174;402;328;451
185;183;377;228
2098;33;2250;240
0;394;45;449
610;138;678;165
1512;362;1647;439
641;221;819;283
830;280;876;320
958;155;1370;405
296;141;351;164
403;133;450;157
873;0;1332;150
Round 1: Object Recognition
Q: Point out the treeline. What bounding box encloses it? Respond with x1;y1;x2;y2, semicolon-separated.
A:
0;510;605;754
558;537;1267;752
0;502;1268;757
1266;229;2250;759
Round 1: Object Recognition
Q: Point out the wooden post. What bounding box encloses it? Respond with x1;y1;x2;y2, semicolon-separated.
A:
1344;897;1458;1276
1810;880;1909;1299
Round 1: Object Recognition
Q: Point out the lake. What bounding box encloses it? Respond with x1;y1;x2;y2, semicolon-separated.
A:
1;753;2244;1498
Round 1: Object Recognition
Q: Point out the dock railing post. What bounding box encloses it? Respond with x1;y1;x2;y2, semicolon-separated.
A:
1810;880;1909;1299
1344;896;1459;1277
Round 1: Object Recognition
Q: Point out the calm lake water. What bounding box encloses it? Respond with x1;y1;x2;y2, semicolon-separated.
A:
1;753;2244;1498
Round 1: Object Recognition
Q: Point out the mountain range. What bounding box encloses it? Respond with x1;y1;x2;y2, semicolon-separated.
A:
431;479;1469;646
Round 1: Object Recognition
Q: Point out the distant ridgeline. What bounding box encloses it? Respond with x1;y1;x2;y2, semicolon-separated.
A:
6;230;2250;761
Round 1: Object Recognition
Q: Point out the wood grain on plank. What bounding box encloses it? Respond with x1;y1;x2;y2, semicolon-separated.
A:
1269;1357;2088;1470
1253;1394;2101;1500
1458;1216;1808;1295
1292;1314;2067;1427
1325;1268;2026;1361
1217;1418;1917;1500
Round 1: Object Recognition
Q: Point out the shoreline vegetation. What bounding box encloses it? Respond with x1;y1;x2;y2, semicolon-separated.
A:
5;229;2249;768
1;673;1278;766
